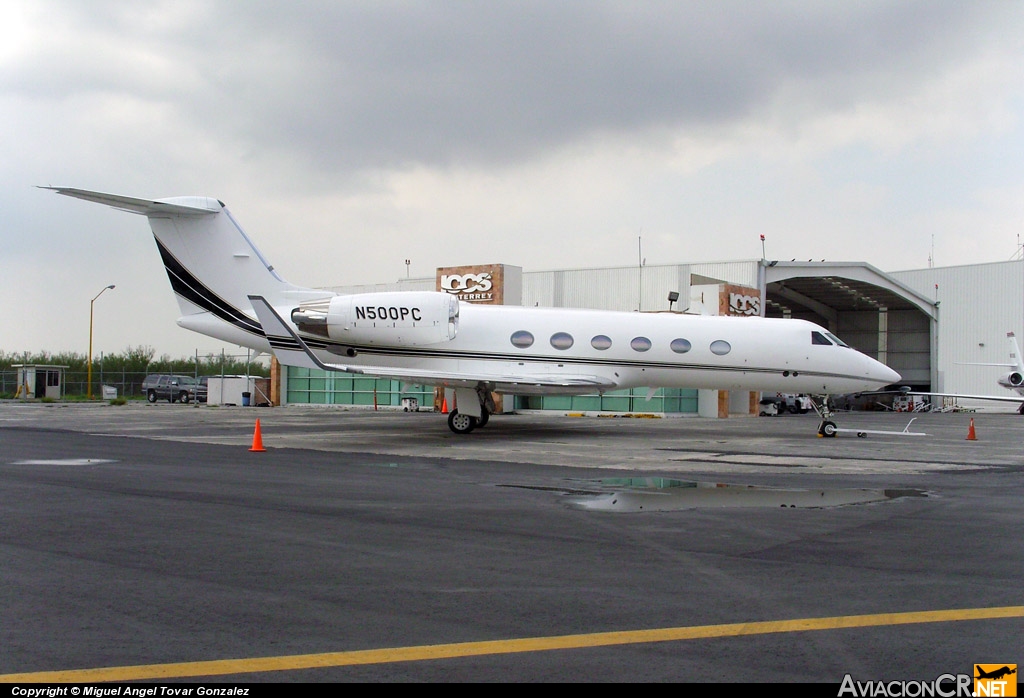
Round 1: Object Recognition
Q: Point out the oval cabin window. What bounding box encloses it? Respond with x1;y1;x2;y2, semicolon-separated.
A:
510;330;534;348
630;337;652;352
710;340;732;356
670;338;692;354
550;332;574;350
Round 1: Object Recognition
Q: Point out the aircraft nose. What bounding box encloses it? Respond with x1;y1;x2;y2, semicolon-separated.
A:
870;358;901;386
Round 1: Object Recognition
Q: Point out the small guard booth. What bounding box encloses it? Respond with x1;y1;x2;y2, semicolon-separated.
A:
13;364;68;399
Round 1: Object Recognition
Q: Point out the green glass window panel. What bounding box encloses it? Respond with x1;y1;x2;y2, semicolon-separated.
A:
639;396;664;411
542;396;573;410
353;378;376;392
353;392;376;405
571;396;602;411
601;395;631;411
286;390;310;404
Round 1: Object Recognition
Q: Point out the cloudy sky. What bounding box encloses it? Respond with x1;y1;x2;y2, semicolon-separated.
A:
3;1;1023;358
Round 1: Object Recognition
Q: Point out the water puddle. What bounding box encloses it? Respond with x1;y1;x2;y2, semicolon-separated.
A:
567;477;924;512
10;459;117;466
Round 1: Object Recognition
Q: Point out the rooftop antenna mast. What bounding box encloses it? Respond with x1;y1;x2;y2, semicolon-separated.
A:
637;233;644;311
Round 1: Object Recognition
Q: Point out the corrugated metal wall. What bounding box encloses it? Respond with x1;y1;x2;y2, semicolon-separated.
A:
524;264;698;311
331;261;761;312
892;260;1024;394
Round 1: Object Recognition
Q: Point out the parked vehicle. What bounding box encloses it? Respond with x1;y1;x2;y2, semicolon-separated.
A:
758;397;779;417
141;374;197;403
777;393;813;414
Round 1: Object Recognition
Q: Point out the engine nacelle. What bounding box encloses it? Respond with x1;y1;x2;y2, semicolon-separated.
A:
998;371;1024;388
293;292;458;346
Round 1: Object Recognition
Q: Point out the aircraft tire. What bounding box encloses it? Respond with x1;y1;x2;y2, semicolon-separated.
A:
819;421;838;438
447;410;477;434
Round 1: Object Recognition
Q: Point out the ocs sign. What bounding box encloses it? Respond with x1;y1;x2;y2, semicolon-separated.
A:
441;272;492;294
441;272;494;301
729;292;761;316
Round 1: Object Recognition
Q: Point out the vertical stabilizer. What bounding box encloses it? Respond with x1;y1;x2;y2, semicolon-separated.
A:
1008;332;1023;372
45;187;319;347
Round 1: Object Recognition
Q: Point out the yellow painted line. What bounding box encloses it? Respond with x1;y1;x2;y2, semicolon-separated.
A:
2;606;1021;683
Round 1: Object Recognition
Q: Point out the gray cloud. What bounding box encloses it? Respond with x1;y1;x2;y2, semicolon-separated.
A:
9;1;1012;178
3;0;1023;355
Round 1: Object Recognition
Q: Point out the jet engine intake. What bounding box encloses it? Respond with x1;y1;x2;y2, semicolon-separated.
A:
999;371;1024;388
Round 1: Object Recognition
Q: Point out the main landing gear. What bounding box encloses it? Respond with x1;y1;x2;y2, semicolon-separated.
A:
447;408;490;434
446;386;496;434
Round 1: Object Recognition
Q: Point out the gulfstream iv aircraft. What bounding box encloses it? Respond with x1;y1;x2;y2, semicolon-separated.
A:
47;187;900;434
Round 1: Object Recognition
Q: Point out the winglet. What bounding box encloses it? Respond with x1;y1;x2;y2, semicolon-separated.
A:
248;295;333;371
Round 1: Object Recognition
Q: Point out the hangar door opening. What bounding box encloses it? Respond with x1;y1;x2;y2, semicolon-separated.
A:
763;264;936;390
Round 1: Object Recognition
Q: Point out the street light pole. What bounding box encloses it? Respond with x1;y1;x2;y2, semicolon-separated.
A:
88;284;116;399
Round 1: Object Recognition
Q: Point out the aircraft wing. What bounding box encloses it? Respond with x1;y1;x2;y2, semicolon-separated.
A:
905;391;1024;404
249;296;618;394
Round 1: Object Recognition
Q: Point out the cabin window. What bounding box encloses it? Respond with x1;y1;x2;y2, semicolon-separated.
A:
630;337;652;352
591;335;612;350
824;331;849;348
710;340;731;356
811;331;833;346
550;332;574;350
670;338;692;354
510;330;534;348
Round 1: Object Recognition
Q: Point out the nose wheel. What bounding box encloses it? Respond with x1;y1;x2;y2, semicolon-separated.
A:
810;395;838;437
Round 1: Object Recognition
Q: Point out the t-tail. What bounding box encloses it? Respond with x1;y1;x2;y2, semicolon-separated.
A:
44;187;325;349
1001;331;1024;392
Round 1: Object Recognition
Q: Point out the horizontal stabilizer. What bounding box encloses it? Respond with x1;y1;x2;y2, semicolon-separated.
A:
41;187;220;216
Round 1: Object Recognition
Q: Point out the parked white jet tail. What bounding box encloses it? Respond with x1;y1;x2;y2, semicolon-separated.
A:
999;332;1024;390
43;187;325;347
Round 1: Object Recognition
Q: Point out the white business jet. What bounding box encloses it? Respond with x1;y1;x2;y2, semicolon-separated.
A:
45;188;900;434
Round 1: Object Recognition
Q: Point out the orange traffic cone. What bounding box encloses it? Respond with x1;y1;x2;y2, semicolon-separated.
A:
441;397;449;414
249;419;266;452
966;418;977;441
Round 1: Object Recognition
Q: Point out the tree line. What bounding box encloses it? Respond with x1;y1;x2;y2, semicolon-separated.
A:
1;346;269;399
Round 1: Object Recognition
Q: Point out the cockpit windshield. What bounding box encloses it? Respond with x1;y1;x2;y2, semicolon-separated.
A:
824;331;849;348
811;331;851;348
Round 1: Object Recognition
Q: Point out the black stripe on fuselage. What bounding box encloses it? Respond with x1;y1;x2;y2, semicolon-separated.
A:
267;336;304;351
